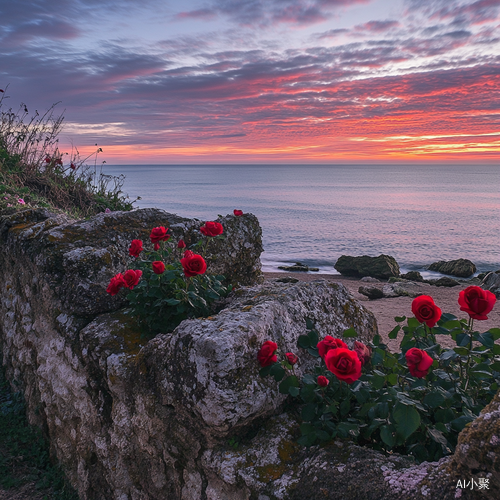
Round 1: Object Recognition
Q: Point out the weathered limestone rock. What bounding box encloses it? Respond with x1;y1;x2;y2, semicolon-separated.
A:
430;277;460;287
428;259;476;278
482;271;500;299
401;271;425;282
1;207;498;500
382;282;424;298
278;262;319;272
335;254;400;279
358;285;384;300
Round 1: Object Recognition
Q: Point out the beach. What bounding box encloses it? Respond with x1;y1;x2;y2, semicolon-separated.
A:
263;272;500;352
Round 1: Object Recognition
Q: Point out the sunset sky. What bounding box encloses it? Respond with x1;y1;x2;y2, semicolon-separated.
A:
1;0;499;163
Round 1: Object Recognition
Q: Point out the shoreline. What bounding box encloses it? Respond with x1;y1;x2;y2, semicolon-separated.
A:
263;271;500;352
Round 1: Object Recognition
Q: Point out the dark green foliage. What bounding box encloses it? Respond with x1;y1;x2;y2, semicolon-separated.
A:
261;314;500;463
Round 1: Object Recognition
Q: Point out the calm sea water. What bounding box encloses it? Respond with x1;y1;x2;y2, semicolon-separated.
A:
102;164;500;277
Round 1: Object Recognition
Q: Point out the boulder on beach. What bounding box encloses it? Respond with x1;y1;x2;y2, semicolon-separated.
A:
278;262;319;272
430;277;460;287
334;254;400;280
481;271;500;298
358;285;384;300
400;271;425;282
428;258;476;278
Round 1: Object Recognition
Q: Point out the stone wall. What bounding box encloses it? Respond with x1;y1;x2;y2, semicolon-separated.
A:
1;207;498;500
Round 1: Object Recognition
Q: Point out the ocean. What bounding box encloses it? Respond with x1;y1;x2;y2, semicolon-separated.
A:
101;164;500;277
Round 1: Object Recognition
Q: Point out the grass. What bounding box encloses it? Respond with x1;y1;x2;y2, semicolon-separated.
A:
0;86;137;218
0;358;79;499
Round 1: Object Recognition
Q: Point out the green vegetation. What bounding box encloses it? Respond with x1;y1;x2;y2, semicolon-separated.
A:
0;357;79;499
0;86;137;217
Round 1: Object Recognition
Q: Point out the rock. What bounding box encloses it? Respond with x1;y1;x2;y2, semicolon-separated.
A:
334;254;400;279
431;277;460;287
481;271;500;298
360;276;380;282
428;259;476;277
275;277;299;283
452;389;500;498
358;286;384;300
278;262;319;272
382;282;423;298
401;271;425;282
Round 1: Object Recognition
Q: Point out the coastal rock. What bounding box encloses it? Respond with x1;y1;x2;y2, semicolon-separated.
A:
382;282;423;298
481;271;500;299
278;262;319;272
430;277;460;287
401;271;425;282
358;285;384;300
360;276;380;283
428;259;476;278
335;254;400;279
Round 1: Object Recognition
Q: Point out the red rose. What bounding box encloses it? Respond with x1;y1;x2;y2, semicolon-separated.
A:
411;295;442;327
258;340;278;367
183;250;194;258
325;348;362;384
150;226;170;250
152;261;165;274
317;336;348;360
177;239;186;249
458;286;496;321
285;353;298;365
354;341;372;367
181;253;207;277
234;209;243;216
106;273;127;296
123;269;142;289
317;375;329;387
45;156;51;163
405;348;433;378
129;239;143;258
200;221;223;237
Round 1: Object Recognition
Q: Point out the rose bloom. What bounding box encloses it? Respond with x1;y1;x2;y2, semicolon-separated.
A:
200;221;223;237
129;239;143;258
325;348;362;384
458;286;497;321
354;341;372;367
123;269;142;290
181;253;207;277
285;353;298;365
258;340;278;367
405;348;433;378
106;273;127;296
183;250;194;259
411;295;442;327
150;226;170;250
152;261;166;275
317;375;329;387
177;239;186;249
233;209;243;216
317;336;348;360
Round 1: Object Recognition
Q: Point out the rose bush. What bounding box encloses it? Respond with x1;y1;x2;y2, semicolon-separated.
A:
106;217;232;336
259;291;499;463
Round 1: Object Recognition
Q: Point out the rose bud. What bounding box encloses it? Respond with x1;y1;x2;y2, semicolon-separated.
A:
234;209;243;216
354;341;372;367
152;261;166;275
317;375;329;387
177;239;186;249
257;340;278;367
285;353;298;365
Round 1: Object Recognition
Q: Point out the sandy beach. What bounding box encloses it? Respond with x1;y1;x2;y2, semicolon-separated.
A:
264;272;500;352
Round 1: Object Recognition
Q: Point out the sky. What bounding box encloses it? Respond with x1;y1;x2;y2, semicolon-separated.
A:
1;0;499;164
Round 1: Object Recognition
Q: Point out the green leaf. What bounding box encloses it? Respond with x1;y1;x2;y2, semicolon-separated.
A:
423;391;446;408
297;335;310;349
490;361;500;372
279;375;300;395
380;425;396;448
337;422;360;438
374;402;389;419
316;430;331;442
440;350;458;362
308;329;319;346
305;318;315;330
407;317;420;329
259;364;273;378
372;334;380;346
439;313;457;323
457;333;471;347
388;325;400;340
427;427;448;446
488;328;500;340
301;403;317;422
343;327;358;338
395;316;406;323
371;374;386;390
340;398;351;417
302;374;317;385
451;414;475;432
270;363;286;382
371;349;384;366
393;404;421;440
476;332;494;348
165;298;181;306
297;433;317;447
288;386;300;397
307;347;320;357
386;373;398;386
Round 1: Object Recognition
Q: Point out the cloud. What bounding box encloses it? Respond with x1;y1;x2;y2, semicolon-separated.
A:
354;20;400;33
